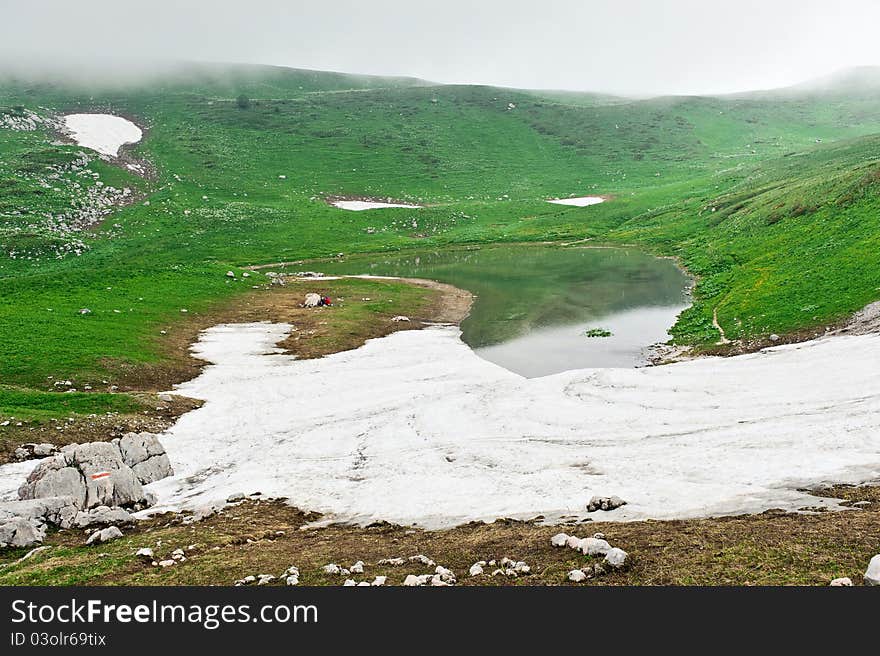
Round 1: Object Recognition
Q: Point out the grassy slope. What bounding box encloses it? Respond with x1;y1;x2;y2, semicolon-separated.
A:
2;64;880;413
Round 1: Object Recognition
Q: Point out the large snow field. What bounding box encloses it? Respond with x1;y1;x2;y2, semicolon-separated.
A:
63;114;142;157
2;323;876;528
129;322;880;528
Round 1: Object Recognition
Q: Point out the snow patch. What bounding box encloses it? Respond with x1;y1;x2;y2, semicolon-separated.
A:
331;200;422;211
547;196;605;207
63;114;142;157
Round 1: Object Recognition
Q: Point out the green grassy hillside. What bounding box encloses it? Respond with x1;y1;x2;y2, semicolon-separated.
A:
2;63;880;416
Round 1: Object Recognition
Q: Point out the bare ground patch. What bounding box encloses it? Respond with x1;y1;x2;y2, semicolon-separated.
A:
3;486;879;586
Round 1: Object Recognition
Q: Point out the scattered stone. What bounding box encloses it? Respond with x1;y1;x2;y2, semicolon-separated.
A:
85;526;123;545
604;547;629;569
409;554;435;567
304;293;322;308
322;563;341;575
257;574;275;585
587;495;627;512
469;563;484;577
371;576;387;586
136;548;154;560
391;316;410;322
73;505;134;528
226;493;246;503
403;574;426;587
551;533;569;547
226;271;236;278
13;443;59;462
830;577;853;587
568;569;588;583
434;565;456;584
864;554;880;586
565;535;582;549
378;557;405;566
769;334;780;342
579;537;612;556
350;560;365;574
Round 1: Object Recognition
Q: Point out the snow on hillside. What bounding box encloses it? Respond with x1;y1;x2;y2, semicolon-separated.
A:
63;114;142;157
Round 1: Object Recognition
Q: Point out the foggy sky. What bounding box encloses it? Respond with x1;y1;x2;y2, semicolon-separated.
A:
2;0;880;96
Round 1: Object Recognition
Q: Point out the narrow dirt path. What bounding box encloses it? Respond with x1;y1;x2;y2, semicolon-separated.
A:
713;306;731;344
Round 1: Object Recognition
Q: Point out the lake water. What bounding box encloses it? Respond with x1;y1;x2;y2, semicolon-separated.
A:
320;245;691;377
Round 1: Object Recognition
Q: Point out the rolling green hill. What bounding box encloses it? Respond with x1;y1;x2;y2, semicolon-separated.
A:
1;63;880;415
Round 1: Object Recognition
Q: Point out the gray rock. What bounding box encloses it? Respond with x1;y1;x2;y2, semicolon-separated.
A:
19;442;146;510
0;497;78;529
304;293;321;307
864;554;880;586
86;526;123;545
578;537;612;556
73;505;134;528
118;432;173;484
604;547;629;569
829;577;853;586
18;460;87;508
0;517;45;547
13;443;59;461
587;495;627;512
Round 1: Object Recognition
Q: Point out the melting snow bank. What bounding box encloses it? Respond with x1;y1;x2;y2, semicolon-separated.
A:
332;200;422;211
63;114;142;158
548;196;605;207
127;323;880;529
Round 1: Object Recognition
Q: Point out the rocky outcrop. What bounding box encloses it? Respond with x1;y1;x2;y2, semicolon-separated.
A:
2;435;172;547
19;442;146;509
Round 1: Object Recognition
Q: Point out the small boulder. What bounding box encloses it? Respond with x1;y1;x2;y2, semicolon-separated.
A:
550;533;569;547
304;293;322;308
604;547;629;569
829;577;853;587
86;526;123;545
0;517;45;547
579;537;612;556
567;569;588;583
587;495;627;512
73;505;134;528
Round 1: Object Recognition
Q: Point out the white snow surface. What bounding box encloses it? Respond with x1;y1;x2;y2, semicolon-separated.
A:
63;114;142;157
331;200;422;211
547;196;605;207
2;324;878;528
